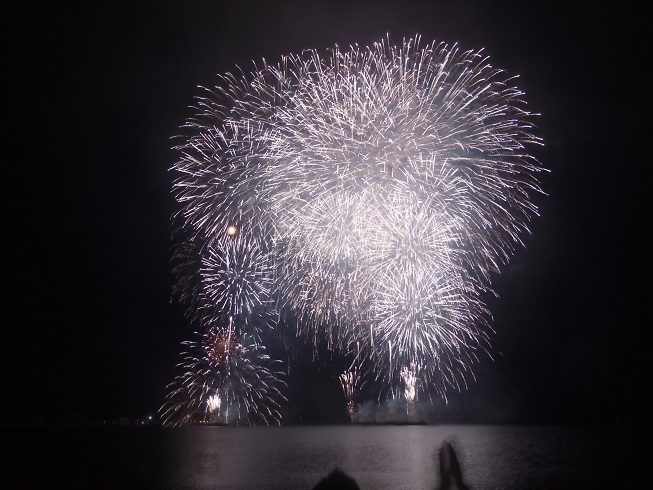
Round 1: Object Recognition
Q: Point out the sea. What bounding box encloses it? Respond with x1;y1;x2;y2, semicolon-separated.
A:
4;423;635;489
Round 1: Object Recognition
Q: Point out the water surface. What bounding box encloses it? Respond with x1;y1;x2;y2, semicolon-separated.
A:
5;424;631;488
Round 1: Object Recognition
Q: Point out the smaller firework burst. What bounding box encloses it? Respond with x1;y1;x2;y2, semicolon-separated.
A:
401;362;420;420
340;368;363;421
159;325;286;427
338;343;368;422
200;231;276;328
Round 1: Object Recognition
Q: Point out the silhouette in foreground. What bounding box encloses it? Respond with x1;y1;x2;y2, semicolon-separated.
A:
438;440;469;490
312;467;360;489
312;440;469;489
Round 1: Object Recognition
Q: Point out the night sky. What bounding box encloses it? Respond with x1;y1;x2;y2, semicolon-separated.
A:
5;1;644;426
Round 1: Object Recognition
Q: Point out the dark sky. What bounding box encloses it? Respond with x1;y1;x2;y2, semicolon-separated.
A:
5;1;645;426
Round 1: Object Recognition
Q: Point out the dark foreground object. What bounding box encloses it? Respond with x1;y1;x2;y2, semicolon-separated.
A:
437;440;469;490
313;440;467;490
313;467;360;489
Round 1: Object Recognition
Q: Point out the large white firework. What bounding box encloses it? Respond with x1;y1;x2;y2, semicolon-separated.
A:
170;34;545;405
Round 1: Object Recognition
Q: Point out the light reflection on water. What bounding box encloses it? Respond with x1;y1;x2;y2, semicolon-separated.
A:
164;425;622;489
7;424;629;489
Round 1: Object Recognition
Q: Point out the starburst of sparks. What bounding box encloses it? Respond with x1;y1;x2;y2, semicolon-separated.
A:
164;34;546;420
159;326;287;427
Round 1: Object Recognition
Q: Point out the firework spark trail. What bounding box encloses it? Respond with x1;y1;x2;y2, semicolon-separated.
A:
162;226;285;426
200;231;277;335
159;327;287;427
401;365;418;399
170;222;278;335
340;367;363;420
169;34;545;409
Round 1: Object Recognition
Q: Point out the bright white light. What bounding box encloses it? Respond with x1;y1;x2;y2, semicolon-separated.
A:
167;34;546;415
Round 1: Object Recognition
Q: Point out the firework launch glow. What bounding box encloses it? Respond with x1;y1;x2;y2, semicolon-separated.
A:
161;34;546;425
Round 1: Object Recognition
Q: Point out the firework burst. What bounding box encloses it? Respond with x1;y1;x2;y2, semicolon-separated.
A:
159;326;287;427
169;34;545;410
